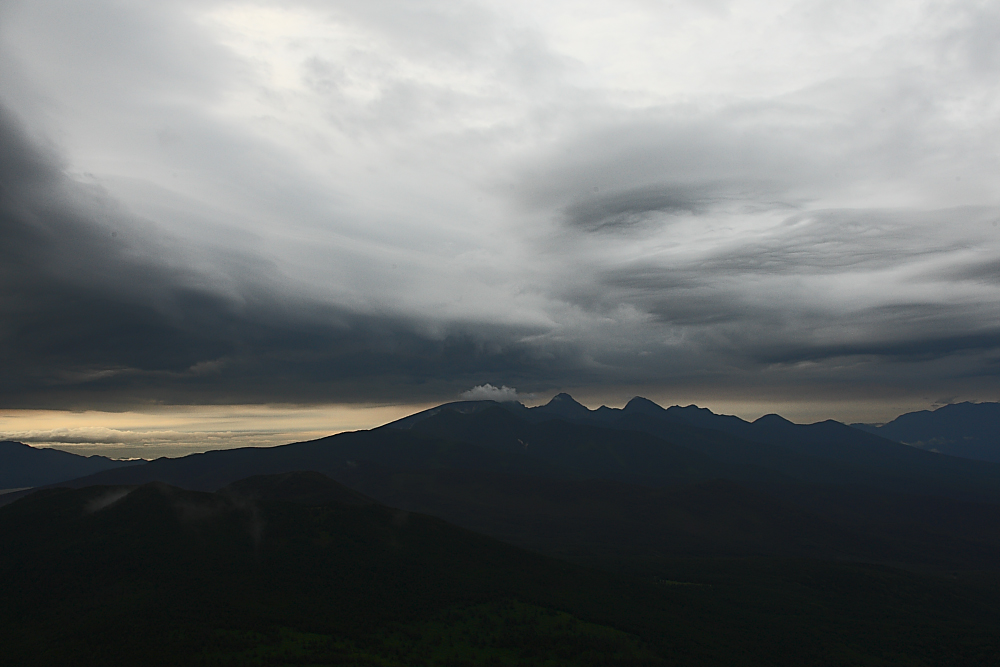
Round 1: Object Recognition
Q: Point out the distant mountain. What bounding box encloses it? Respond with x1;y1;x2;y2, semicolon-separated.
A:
402;404;791;488
851;402;1000;463
391;395;1000;502
0;440;142;490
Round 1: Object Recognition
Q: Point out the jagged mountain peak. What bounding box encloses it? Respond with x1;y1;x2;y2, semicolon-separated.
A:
539;393;591;415
753;413;795;427
670;404;718;414
622;396;666;415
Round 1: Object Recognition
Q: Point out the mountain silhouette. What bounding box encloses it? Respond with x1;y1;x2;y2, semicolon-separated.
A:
16;395;1000;575
852;401;1000;462
0;440;141;490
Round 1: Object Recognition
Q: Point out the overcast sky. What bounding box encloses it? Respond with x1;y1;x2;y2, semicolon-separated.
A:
2;0;999;452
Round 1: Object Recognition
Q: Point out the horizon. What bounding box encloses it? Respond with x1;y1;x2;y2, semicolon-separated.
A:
4;392;986;460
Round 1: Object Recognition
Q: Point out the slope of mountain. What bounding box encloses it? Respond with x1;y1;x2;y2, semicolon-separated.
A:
317;459;1000;572
0;473;672;666
0;440;142;490
621;399;1000;500
852;402;1000;462
5;473;1000;666
223;469;378;506
19;409;1000;574
392;395;1000;501
404;404;793;487
16;394;1000;572
6;427;571;495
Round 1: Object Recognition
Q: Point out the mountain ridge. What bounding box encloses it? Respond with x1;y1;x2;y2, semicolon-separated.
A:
852;401;1000;462
0;440;142;490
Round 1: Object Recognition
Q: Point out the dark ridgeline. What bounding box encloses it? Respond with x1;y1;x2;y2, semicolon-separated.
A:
851;401;1000;462
0;440;140;490
4;395;1000;664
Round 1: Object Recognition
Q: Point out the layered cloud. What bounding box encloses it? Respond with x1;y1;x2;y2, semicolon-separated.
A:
1;0;998;411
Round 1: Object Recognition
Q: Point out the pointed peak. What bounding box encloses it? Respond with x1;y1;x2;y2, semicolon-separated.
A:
535;393;591;418
622;396;666;415
666;404;717;415
753;413;793;426
545;393;587;410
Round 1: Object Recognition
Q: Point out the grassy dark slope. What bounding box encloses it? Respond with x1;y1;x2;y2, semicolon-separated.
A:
223;469;379;505
320;463;1000;572
3;473;1000;666
337;468;870;561
0;441;141;489
0;475;671;666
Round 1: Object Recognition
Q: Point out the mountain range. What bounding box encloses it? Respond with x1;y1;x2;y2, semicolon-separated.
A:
5;395;1000;664
6;395;1000;569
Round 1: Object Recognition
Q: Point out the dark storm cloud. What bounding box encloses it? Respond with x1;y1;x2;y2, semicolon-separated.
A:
3;0;1000;416
739;300;1000;365
0;105;581;408
755;330;1000;367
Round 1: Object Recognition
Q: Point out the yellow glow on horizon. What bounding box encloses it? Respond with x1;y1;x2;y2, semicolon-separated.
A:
0;391;961;461
0;403;433;459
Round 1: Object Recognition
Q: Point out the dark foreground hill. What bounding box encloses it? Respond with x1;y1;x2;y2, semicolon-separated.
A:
3;472;1000;666
0;473;665;666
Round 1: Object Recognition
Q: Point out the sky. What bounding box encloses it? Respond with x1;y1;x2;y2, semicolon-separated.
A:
1;0;999;457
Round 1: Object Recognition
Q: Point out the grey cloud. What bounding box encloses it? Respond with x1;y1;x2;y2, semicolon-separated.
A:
940;1;1000;73
0;104;584;408
564;183;718;232
753;330;1000;368
570;203;1000;374
515;110;825;219
3;0;1000;414
1;0;242;104
700;208;996;276
939;258;1000;285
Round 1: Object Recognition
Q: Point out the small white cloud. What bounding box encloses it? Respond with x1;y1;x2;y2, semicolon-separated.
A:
460;383;520;402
